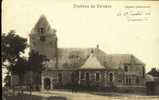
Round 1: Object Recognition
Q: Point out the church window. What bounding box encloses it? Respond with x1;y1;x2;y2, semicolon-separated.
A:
95;72;100;81
125;76;131;85
124;65;128;72
85;72;90;81
80;72;85;80
136;76;139;84
105;72;108;80
109;73;113;82
128;78;131;85
40;27;45;33
126;77;129;85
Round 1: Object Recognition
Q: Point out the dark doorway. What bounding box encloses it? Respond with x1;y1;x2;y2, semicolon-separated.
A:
44;78;51;90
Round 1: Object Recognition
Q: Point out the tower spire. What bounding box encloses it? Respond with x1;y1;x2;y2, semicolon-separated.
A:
31;15;56;35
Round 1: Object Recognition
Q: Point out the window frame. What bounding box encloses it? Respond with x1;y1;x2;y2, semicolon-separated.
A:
80;71;85;80
95;72;101;81
109;72;113;82
124;65;128;72
85;72;90;81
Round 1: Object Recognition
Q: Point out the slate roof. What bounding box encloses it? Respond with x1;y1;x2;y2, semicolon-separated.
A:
47;48;144;70
106;54;144;69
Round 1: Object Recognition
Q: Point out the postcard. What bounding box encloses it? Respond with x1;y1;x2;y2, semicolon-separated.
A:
2;0;159;100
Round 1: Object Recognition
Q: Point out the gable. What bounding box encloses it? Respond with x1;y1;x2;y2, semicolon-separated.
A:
80;53;105;69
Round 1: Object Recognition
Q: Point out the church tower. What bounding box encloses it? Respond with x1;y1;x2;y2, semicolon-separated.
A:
29;15;58;63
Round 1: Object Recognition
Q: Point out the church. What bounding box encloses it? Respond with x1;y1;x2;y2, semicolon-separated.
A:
29;15;146;92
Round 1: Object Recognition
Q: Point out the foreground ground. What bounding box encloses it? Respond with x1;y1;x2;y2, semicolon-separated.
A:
4;90;159;100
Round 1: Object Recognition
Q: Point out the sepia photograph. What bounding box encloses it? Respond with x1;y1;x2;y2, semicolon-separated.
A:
2;0;159;100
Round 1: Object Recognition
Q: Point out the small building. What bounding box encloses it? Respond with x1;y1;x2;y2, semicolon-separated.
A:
146;69;159;95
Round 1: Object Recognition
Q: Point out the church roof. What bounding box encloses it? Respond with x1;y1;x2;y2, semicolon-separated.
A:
47;48;144;70
105;54;144;69
80;53;105;69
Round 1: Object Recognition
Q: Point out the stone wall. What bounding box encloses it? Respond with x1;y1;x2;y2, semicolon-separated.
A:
41;68;145;92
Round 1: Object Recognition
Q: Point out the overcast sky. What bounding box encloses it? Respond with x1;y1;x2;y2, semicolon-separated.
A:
2;0;159;72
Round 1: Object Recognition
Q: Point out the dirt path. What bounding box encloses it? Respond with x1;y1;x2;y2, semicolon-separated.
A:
24;90;159;100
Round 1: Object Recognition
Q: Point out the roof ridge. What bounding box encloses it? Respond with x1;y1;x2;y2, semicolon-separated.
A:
109;53;133;55
58;47;94;49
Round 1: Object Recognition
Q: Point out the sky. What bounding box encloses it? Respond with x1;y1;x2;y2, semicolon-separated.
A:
2;0;159;73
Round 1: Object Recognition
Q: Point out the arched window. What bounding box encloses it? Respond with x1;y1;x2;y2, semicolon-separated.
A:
109;73;113;82
71;72;75;82
40;27;44;33
128;78;131;85
80;72;85;80
95;72;100;81
126;77;129;85
124;65;128;72
85;72;90;81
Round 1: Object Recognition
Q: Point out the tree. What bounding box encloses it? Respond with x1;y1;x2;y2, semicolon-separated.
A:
27;51;48;89
2;30;48;90
12;57;28;85
4;72;11;88
2;30;27;65
148;68;159;77
27;51;48;72
2;30;27;87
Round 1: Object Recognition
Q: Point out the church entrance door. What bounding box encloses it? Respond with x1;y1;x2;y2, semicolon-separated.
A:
44;78;51;90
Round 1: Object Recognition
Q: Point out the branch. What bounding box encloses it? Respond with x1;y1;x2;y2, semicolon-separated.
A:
2;63;8;68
